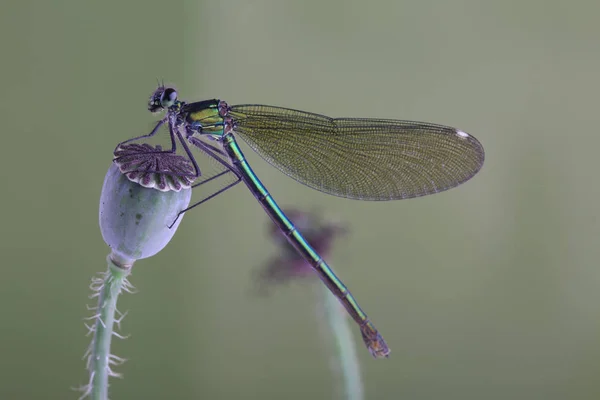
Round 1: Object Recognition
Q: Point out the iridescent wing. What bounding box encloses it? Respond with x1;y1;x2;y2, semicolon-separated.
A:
230;105;484;200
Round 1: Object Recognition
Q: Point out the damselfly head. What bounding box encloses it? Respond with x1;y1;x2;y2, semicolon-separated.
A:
148;85;178;113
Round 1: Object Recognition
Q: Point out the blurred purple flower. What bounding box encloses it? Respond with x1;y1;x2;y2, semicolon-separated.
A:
256;209;347;293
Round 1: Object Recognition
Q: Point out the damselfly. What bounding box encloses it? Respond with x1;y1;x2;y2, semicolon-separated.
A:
114;86;485;358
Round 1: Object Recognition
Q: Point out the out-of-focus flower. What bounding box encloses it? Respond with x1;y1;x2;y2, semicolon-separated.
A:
256;209;347;293
256;209;365;399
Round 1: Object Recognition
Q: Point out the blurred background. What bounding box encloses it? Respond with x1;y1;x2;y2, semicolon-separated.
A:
1;0;599;399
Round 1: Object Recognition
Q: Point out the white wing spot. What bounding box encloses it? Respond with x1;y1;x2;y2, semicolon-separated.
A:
456;130;469;138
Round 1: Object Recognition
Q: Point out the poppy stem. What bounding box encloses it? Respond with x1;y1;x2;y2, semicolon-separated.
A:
80;254;134;400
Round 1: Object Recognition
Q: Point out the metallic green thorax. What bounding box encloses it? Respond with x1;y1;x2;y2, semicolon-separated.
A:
181;99;225;137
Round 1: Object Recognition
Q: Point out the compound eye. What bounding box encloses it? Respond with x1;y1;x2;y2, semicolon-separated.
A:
161;88;178;108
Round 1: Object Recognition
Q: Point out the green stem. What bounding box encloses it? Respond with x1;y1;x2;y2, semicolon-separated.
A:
320;285;364;400
81;254;133;400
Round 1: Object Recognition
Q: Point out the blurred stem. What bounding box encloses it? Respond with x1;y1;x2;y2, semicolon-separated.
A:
320;284;364;400
86;254;133;400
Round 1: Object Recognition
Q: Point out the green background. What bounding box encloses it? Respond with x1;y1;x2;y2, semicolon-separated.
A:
2;0;600;399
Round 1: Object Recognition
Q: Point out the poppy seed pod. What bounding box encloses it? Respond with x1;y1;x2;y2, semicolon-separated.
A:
99;144;195;264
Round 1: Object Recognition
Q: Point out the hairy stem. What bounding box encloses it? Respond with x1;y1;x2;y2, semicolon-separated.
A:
80;254;134;400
